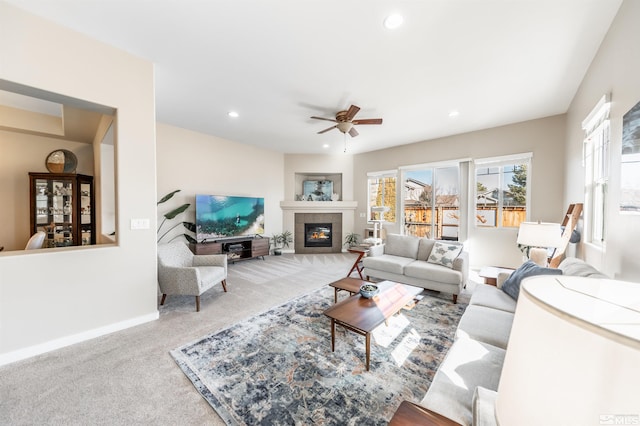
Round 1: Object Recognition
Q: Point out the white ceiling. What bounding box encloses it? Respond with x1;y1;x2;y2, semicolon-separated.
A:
6;0;622;154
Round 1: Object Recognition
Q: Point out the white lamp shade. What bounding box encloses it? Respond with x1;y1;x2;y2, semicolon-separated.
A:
516;222;562;248
495;276;640;426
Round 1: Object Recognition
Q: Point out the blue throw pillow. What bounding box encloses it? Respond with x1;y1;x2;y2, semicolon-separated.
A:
501;261;563;300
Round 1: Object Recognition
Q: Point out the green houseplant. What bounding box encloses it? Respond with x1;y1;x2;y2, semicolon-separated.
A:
157;190;197;244
271;230;293;255
343;232;360;248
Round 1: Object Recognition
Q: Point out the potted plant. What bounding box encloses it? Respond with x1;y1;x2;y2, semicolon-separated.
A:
157;190;196;244
344;232;360;248
271;230;293;255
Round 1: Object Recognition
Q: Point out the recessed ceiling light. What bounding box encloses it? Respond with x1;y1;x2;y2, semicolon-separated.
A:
448;110;460;118
322;144;330;149
384;14;404;30
228;111;239;118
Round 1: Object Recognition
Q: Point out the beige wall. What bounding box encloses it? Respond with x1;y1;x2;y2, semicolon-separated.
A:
0;3;157;364
354;115;567;268
564;0;640;281
156;123;285;241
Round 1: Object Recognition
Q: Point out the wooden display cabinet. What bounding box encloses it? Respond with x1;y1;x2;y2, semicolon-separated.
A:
29;172;95;248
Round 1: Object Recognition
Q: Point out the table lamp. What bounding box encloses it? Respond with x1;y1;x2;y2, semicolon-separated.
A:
516;222;562;266
495;275;640;426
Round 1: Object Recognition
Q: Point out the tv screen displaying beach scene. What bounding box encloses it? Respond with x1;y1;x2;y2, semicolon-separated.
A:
195;194;265;241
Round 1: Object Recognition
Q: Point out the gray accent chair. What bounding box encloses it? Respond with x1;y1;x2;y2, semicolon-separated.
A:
157;241;228;312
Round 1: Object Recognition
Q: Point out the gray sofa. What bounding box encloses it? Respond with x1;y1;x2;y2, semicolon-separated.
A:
418;257;607;425
361;233;468;303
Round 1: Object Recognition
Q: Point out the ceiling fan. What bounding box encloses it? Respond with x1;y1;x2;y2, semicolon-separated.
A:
310;105;383;137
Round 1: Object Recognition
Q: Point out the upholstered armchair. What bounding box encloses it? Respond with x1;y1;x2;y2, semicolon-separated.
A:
157;241;228;312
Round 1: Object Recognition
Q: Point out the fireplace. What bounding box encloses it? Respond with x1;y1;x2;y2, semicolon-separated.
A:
304;223;332;248
294;212;343;253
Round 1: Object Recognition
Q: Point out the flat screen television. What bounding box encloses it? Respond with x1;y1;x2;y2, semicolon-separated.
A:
195;194;265;241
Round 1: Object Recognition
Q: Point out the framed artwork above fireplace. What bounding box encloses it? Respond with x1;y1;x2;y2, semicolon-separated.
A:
303;180;333;201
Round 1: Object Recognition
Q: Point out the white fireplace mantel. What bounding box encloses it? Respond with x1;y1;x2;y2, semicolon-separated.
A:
280;201;358;212
280;201;358;253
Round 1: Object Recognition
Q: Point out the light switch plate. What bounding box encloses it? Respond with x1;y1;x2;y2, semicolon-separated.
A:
131;218;150;230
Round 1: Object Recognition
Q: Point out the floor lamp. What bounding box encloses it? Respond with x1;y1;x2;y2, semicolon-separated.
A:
516;222;562;267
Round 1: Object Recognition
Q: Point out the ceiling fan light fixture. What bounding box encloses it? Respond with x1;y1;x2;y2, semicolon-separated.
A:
336;122;353;134
384;13;404;30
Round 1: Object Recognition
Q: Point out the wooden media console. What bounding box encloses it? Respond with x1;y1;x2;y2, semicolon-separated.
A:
189;236;269;263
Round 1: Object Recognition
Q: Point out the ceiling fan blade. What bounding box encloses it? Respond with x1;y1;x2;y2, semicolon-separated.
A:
318;125;338;134
348;127;359;137
311;116;338;123
352;118;383;125
345;105;361;121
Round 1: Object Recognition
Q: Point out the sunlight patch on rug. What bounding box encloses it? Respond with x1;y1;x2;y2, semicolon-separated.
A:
171;286;465;425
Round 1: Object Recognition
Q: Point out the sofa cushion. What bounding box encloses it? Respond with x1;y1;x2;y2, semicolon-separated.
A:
421;337;506;426
427;241;463;268
559;257;608;278
469;284;517;313
472;387;498;426
501;260;562;300
384;233;420;259
404;260;463;285
417;238;436;260
456;305;514;349
361;254;415;275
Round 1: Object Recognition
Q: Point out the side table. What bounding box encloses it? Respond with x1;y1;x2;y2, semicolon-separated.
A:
347;247;369;279
389;401;461;426
478;266;515;286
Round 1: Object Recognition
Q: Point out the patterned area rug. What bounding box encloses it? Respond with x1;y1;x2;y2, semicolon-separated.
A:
171;286;466;425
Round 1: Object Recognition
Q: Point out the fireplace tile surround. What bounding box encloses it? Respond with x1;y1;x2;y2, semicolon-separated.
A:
280;201;357;254
295;213;341;253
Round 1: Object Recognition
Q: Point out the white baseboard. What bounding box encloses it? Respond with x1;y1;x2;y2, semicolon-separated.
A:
0;311;159;367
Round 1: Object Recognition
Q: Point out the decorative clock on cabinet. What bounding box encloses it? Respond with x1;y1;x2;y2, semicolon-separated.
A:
29;172;95;247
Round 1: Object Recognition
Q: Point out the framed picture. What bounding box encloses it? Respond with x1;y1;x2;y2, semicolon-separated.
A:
621;100;640;213
303;180;333;201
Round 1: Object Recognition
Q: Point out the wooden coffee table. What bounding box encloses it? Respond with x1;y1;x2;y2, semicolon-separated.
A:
323;280;423;371
328;277;369;303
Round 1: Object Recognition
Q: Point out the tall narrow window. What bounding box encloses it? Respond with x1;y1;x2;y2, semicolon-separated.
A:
475;154;531;228
367;171;397;223
401;165;460;240
583;95;610;246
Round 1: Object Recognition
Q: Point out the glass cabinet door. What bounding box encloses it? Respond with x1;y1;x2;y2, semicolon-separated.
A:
80;182;92;245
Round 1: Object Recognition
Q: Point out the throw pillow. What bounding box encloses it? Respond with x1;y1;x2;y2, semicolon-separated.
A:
427;241;463;268
501;261;563;300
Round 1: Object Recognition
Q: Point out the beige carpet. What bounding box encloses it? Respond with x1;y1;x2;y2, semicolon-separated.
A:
0;253;357;425
0;253;475;425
